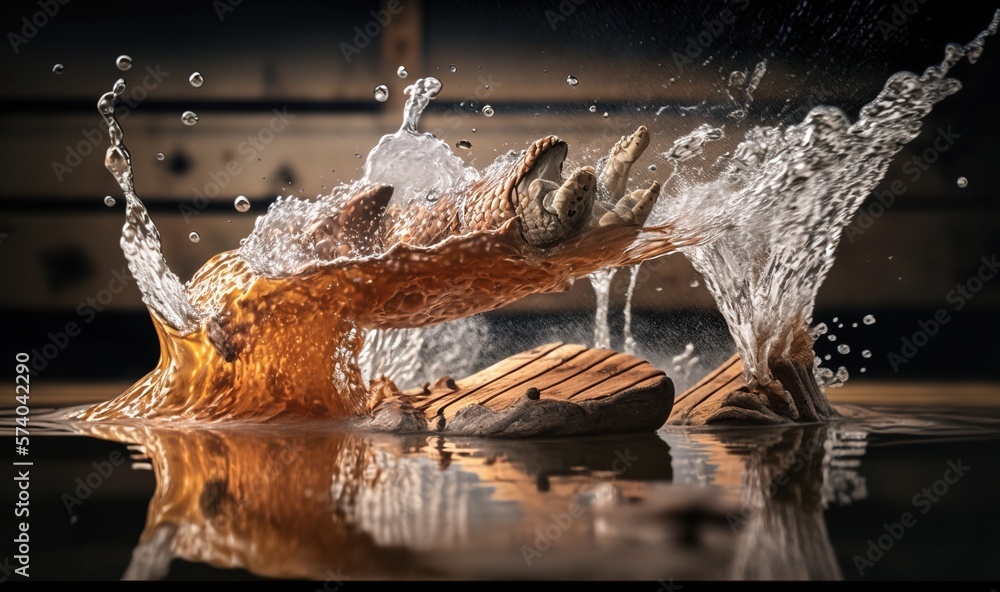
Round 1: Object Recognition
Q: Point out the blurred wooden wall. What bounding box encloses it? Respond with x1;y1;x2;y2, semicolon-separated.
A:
0;0;997;319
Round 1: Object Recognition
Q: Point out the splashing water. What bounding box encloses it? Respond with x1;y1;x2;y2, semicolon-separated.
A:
652;12;999;422
75;11;997;426
234;195;251;212
79;70;680;422
591;269;618;349
96;79;204;335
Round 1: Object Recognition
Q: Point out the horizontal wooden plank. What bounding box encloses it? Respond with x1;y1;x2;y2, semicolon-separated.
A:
414;344;666;424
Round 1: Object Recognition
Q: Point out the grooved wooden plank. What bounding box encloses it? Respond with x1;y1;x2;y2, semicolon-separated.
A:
434;344;590;419
673;354;741;405
410;344;671;424
481;348;620;412
417;342;568;417
560;354;648;400
569;362;665;402
669;355;744;419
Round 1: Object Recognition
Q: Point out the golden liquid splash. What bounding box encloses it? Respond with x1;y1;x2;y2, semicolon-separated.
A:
75;211;683;422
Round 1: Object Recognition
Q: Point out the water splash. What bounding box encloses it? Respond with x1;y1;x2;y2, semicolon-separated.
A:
97;79;203;335
590;269;618;349
622;264;641;355
654;11;998;422
78;11;997;426
362;77;475;202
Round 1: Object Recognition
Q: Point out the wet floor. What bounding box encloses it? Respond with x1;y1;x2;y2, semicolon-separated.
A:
7;401;1000;581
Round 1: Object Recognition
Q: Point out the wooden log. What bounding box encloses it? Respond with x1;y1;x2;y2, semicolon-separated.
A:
396;342;674;437
667;354;745;426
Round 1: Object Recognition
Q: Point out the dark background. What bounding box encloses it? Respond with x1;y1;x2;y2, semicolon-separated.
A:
0;0;998;387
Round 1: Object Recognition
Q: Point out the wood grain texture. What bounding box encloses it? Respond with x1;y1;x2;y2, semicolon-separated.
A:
391;342;673;436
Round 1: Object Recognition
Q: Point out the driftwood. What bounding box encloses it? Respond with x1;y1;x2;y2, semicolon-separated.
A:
371;342;675;437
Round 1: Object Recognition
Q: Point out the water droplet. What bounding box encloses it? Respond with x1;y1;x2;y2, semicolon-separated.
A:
824;354;831;361
52;63;64;75
449;65;457;73
181;111;199;126
456;140;472;149
103;195;116;207
860;367;867;373
471;128;477;133
602;112;609;119
832;317;839;322
957;176;968;188
188;231;200;243
374;84;389;102
589;105;597;113
354;153;361;158
852;323;858;328
189;72;204;88
116;55;132;71
482;105;495;117
689;278;700;288
397;66;408;79
155;152;165;161
863;314;876;325
861;349;872;358
837;323;844;328
234;195;250;212
827;334;837;341
648;164;657;172
566;75;579;87
813;322;828;335
837;344;851;354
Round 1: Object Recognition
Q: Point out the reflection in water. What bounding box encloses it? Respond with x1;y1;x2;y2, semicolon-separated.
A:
68;422;739;580
662;424;870;580
29;409;1000;580
48;416;889;581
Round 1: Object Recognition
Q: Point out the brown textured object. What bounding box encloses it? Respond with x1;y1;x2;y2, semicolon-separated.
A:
75;126;684;424
384;342;674;437
667;350;837;426
667;354;746;426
